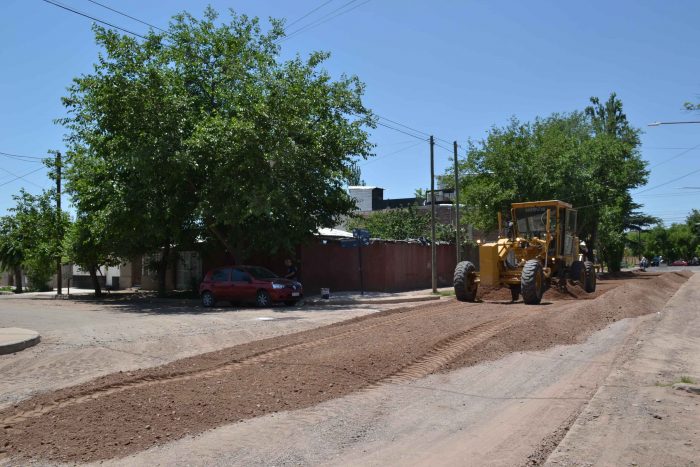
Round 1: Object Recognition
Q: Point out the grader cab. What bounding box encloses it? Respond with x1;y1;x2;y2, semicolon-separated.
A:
454;200;596;305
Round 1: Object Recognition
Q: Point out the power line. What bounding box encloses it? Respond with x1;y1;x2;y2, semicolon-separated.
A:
375;114;431;138
285;0;335;30
375;114;455;147
280;0;371;42
376;121;428;141
41;0;148;39
360;141;424;166
648;142;700;169
0;167;46;188
434;141;454;155
374;121;461;160
635;167;700;195
84;0;165;32
0;151;45;162
0;166;44;189
644;146;700;150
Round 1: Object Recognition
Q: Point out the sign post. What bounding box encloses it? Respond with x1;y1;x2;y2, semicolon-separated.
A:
352;229;371;296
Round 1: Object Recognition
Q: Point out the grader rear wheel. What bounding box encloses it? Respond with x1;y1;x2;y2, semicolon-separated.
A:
570;260;585;285
583;260;597;292
454;261;478;302
521;260;544;305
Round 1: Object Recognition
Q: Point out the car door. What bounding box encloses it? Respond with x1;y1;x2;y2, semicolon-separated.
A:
209;268;233;300
231;268;256;302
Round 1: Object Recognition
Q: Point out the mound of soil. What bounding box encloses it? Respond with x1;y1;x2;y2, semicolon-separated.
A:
0;272;690;464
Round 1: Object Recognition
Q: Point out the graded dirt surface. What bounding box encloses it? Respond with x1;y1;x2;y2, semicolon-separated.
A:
0;271;691;465
545;271;700;467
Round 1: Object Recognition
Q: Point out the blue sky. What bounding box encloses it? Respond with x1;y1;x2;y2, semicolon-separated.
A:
1;0;699;225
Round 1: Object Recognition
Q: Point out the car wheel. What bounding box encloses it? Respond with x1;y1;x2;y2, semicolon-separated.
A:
201;291;216;308
256;290;272;308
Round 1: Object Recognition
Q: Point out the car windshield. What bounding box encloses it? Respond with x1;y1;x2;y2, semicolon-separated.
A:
242;266;278;279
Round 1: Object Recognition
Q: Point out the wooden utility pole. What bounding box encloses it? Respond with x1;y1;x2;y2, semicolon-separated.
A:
430;136;437;293
453;141;460;264
56;151;62;295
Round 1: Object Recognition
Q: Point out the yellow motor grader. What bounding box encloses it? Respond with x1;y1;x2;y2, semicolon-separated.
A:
454;200;596;305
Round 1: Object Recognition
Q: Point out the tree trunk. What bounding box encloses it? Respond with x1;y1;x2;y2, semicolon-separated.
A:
157;243;171;297
89;265;102;297
587;221;597;263
13;265;23;294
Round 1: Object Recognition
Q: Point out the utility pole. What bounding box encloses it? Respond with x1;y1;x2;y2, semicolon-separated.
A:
430;136;437;293
453;141;460;264
56;151;62;296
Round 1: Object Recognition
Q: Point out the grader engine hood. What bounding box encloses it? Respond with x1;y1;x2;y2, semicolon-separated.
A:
479;239;512;287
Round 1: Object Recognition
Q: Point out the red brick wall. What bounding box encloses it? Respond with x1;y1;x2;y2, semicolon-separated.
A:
201;240;459;295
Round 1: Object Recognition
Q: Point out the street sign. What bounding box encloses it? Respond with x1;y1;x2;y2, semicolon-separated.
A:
352;228;370;240
340;239;359;248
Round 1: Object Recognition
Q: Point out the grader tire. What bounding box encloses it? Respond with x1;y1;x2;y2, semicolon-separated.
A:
570;260;585;285
510;285;520;302
454;261;478;302
583;260;596;293
521;260;544;305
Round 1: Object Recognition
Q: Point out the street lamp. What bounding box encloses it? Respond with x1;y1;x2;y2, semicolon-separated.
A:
648;121;700;126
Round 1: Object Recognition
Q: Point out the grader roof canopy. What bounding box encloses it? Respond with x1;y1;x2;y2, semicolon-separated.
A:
510;200;573;209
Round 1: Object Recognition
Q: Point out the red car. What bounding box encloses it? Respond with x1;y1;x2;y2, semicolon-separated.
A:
671;259;688;266
199;265;303;307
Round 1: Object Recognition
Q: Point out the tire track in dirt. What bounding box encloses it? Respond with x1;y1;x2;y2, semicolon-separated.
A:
385;316;521;383
0;300;481;426
165;317;525;449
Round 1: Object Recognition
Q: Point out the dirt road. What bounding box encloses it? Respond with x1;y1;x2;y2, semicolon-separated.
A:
546;271;700;466
0;272;692;465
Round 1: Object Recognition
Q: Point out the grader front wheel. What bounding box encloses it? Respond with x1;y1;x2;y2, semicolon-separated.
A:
454;261;478;302
521;260;544;305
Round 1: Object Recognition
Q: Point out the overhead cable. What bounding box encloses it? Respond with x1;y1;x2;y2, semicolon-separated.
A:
84;0;165;32
41;0;148;39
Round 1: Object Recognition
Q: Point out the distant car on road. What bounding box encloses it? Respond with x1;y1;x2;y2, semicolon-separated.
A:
650;256;662;267
199;265;303;308
671;259;688;266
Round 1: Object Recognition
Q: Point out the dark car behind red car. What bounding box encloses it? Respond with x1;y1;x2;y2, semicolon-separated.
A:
199;265;303;307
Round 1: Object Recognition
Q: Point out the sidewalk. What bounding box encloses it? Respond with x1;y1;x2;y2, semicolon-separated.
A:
545;272;700;466
0;327;40;355
0;286;452;306
303;286;451;306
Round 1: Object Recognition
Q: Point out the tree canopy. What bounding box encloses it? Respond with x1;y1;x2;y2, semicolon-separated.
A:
347;205;460;243
60;7;374;293
631;209;700;262
0;189;69;291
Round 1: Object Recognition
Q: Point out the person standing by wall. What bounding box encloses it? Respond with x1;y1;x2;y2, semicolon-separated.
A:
284;259;299;281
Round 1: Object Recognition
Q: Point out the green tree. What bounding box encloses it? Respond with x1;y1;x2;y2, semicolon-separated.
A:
347;205;461;243
347;162;365;186
64;214;120;296
584;93;648;270
0;215;25;293
0;190;69;291
61;8;374;295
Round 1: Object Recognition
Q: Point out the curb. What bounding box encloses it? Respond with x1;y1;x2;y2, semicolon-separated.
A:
304;295;442;306
0;328;41;355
